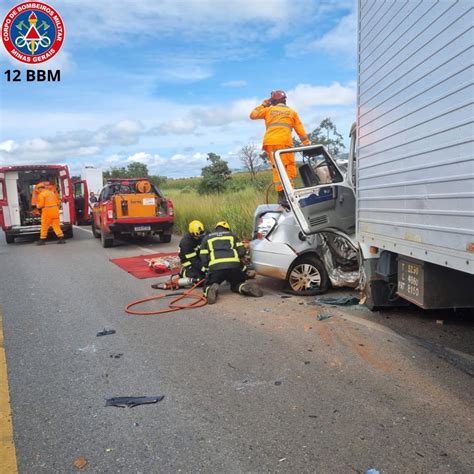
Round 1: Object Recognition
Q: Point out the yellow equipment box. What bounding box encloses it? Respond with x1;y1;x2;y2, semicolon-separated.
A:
113;193;157;218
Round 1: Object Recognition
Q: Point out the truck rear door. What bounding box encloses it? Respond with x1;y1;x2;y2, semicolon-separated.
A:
0;172;8;229
59;170;72;224
73;180;89;223
274;145;356;235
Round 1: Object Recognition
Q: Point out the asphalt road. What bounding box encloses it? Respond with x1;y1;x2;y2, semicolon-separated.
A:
0;228;473;473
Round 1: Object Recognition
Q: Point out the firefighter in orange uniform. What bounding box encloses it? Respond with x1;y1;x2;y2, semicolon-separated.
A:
36;183;65;245
250;90;311;205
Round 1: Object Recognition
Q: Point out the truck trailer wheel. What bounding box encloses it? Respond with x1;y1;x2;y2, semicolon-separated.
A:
285;255;330;296
5;233;15;244
101;229;114;248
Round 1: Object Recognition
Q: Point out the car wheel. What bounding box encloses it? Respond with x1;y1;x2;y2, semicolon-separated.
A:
285;255;329;296
5;233;14;244
91;219;100;238
101;228;114;248
64;228;74;239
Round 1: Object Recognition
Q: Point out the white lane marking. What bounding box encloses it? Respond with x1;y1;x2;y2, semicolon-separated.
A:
134;246;156;254
74;225;159;254
74;225;92;234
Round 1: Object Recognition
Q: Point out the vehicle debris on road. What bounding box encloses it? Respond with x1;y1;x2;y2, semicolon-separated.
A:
73;456;88;470
96;329;116;337
314;296;360;306
316;313;332;321
105;396;165;408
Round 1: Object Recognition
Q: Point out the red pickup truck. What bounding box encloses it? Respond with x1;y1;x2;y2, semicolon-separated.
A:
91;178;174;247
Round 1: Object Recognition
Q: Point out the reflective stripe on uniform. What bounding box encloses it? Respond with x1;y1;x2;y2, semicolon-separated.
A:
207;236;239;265
43;205;58;208
236;242;244;247
185;251;197;259
200;249;209;254
209;257;240;267
266;122;292;130
182;261;192;267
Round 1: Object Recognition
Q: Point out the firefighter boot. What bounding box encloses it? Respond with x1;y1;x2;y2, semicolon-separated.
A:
239;282;263;297
206;283;220;305
57;238;66;244
37;239;46;246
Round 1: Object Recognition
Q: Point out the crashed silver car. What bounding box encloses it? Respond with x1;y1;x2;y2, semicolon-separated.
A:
250;141;359;295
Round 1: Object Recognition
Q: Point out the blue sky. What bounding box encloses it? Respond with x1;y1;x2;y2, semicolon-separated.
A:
0;0;357;178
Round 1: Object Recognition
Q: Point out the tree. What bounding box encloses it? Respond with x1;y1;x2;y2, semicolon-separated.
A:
103;162;149;179
239;144;263;181
198;153;232;194
126;161;149;178
308;117;345;156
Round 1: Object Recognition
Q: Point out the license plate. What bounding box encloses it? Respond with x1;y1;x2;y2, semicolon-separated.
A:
398;258;424;306
134;225;151;231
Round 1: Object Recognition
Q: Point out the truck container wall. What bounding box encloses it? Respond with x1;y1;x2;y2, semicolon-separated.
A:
357;0;473;276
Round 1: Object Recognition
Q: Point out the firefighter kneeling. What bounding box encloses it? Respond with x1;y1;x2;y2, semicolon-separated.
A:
178;220;207;284
200;221;263;304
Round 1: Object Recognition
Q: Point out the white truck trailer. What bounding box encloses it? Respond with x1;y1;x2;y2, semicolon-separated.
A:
272;0;473;309
356;0;473;309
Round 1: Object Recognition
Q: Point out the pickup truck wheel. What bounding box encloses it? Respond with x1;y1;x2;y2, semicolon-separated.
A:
159;233;172;243
91;220;100;238
101;229;114;248
5;233;14;244
285;255;329;296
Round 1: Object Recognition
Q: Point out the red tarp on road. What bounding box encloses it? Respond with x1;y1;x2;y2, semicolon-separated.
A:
110;252;180;279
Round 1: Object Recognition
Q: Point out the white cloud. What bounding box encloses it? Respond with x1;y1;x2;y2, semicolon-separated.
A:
0;82;355;173
191;98;257;127
312;12;357;54
159;64;213;83
105;154;123;163
151;118;198;136
0;140;18;152
286;11;357;59
60;0;302;43
221;80;248;88
0;119;144;164
287;82;356;111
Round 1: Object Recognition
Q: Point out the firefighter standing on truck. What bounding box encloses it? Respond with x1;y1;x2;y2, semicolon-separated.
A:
250;90;311;205
36;182;65;245
200;221;263;304
178;220;207;283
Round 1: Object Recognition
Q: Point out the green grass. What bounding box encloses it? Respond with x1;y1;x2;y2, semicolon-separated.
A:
166;179;277;240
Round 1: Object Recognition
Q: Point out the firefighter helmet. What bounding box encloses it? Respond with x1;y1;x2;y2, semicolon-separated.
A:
189;220;205;237
270;90;287;104
37;182;46;189
215;220;231;230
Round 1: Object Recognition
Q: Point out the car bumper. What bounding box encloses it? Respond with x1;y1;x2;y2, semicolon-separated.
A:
109;220;173;234
6;224;72;236
250;238;298;280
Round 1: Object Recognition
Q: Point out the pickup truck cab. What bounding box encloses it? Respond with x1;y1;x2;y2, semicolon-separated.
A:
91;177;174;248
250;142;359;295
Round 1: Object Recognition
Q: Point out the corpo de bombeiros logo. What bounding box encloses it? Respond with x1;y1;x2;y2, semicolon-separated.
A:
2;1;65;64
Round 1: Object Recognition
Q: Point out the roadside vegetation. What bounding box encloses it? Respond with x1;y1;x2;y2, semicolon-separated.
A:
102;118;346;240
